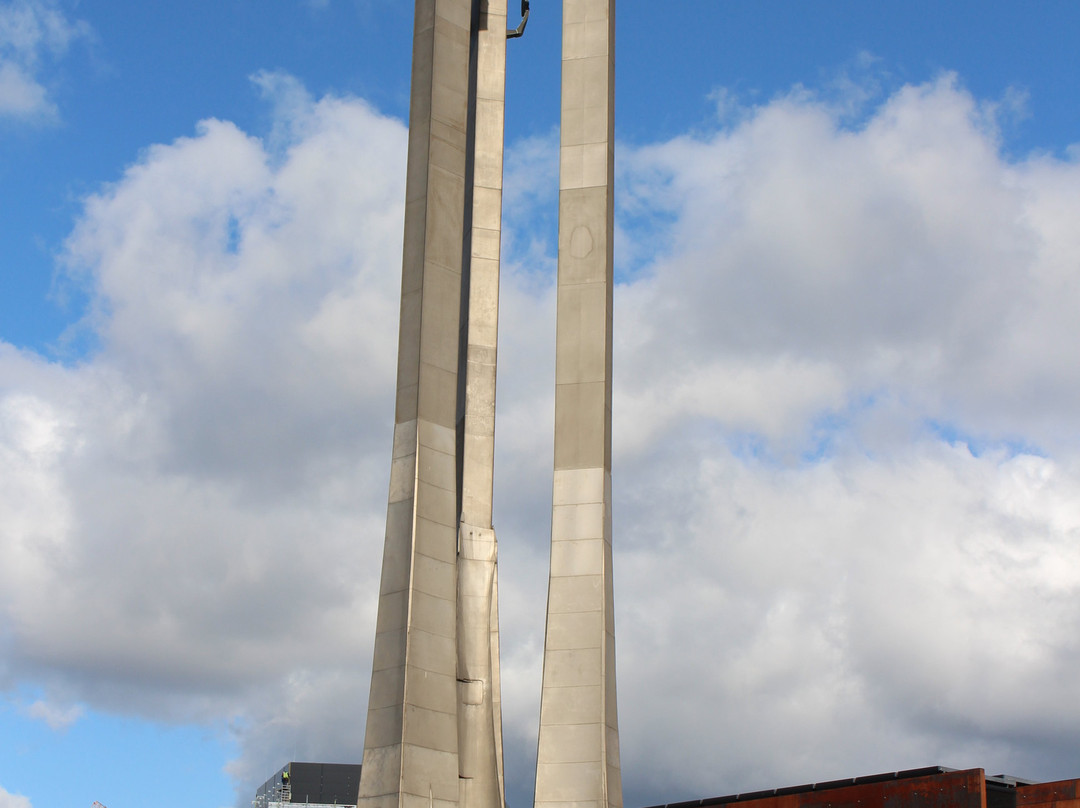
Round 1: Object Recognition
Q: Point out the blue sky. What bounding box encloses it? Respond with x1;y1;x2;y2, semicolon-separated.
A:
4;2;1080;808
7;1;1080;352
6;2;1080;348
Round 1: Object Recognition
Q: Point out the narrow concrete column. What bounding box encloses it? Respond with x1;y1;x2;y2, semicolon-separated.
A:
358;2;476;808
535;3;622;808
456;6;509;808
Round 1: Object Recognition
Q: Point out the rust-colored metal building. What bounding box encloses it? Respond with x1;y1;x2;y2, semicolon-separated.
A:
645;767;1080;808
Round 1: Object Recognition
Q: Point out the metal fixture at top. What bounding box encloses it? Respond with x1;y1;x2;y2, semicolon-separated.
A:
507;0;529;38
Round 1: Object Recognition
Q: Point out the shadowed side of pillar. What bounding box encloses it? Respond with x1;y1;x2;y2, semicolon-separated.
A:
456;2;510;808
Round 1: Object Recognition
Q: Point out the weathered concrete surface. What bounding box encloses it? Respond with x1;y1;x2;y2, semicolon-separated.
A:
357;2;508;808
534;3;623;808
457;6;509;808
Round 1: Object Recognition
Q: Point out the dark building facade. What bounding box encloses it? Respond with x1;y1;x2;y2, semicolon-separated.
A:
645;767;1080;808
254;762;362;807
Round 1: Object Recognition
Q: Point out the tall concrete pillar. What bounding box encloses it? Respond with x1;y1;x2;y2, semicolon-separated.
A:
534;3;622;808
357;2;508;808
457;2;509;808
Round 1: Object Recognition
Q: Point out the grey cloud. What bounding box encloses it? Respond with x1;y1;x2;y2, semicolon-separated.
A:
612;443;1080;804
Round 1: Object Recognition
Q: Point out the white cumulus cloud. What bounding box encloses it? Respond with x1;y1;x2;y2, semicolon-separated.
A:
616;75;1080;454
0;0;89;121
2;70;1080;808
0;785;32;808
1;76;407;794
22;698;83;729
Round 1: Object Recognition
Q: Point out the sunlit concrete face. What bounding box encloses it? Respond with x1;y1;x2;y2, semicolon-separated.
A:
357;2;508;808
535;3;623;808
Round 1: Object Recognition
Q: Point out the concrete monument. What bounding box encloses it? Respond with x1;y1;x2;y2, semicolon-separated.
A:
358;3;619;808
357;3;511;808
